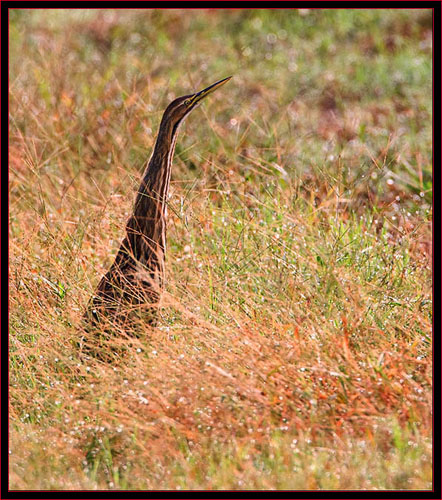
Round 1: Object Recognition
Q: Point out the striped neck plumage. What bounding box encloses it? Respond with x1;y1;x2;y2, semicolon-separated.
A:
127;116;182;256
147;120;181;208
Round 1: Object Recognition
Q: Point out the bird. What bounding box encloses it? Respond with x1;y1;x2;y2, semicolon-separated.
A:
84;76;232;328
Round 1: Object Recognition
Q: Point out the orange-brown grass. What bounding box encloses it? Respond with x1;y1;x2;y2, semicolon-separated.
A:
10;9;432;490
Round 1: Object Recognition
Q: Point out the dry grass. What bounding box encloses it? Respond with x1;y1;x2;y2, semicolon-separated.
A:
9;9;432;490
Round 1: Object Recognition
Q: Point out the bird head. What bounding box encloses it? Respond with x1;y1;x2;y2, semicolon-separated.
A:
160;76;232;138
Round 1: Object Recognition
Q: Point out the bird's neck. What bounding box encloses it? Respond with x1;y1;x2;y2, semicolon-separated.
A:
125;126;179;262
142;127;178;214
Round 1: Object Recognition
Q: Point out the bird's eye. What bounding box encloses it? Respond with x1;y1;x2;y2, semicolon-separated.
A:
184;99;191;106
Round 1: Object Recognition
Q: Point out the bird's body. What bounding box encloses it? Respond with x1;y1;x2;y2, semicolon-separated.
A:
85;77;231;327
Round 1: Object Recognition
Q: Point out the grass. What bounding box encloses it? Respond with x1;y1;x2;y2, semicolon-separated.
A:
9;8;432;490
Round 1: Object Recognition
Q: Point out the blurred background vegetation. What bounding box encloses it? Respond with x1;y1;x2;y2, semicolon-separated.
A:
10;8;432;206
10;9;432;490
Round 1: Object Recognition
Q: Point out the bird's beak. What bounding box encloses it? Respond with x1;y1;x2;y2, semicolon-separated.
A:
188;76;232;106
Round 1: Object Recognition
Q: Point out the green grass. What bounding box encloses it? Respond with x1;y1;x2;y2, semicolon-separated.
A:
9;8;432;490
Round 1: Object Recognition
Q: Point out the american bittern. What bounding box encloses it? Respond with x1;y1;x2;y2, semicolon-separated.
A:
85;76;231;327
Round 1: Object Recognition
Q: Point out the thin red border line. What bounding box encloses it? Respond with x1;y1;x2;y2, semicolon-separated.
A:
8;3;305;4
6;5;436;496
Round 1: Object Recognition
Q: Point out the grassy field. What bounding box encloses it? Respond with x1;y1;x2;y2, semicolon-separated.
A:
9;9;432;490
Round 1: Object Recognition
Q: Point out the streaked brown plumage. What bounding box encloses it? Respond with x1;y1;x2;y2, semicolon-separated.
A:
85;77;231;327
